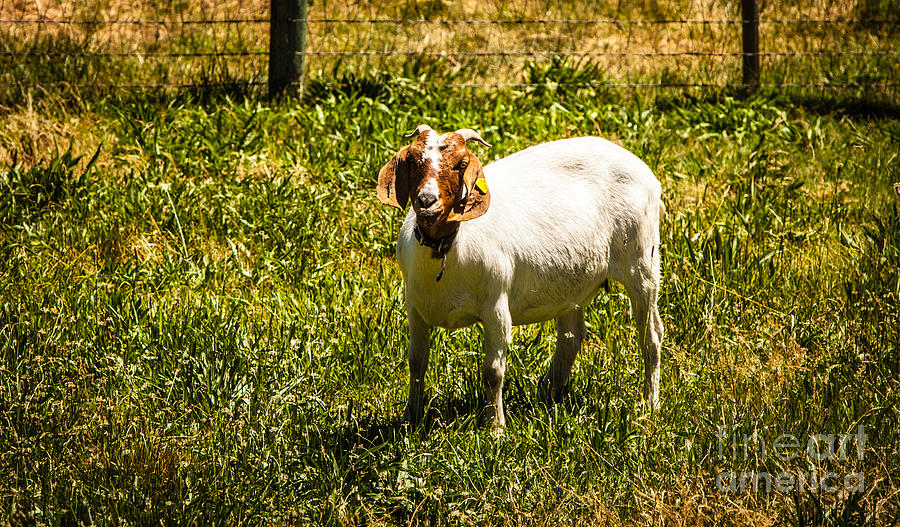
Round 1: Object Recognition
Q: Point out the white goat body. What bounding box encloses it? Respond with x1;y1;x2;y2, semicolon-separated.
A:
381;132;664;428
399;137;662;329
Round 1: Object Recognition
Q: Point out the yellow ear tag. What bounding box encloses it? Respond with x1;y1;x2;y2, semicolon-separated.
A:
474;177;489;194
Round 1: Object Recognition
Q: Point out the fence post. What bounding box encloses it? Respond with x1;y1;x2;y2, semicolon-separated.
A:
268;0;307;97
741;0;760;90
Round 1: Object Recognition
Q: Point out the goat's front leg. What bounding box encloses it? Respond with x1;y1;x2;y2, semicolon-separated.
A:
481;295;512;429
404;307;431;426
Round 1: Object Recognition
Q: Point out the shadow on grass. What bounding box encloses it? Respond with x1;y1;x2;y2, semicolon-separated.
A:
652;87;900;120
792;93;900;120
314;374;625;458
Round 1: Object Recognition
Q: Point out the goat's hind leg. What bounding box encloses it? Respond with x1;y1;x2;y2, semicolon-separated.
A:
622;262;663;410
539;306;586;404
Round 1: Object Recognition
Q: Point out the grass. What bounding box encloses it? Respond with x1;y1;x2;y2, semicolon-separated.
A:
0;1;899;525
1;78;898;525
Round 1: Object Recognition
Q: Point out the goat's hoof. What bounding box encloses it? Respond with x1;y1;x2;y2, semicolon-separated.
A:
537;373;564;405
641;394;660;413
537;375;552;404
484;413;506;434
482;406;506;431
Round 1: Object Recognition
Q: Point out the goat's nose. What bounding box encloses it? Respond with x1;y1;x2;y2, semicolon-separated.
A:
417;193;438;209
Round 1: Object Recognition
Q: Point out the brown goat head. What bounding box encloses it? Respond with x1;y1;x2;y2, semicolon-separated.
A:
377;125;492;238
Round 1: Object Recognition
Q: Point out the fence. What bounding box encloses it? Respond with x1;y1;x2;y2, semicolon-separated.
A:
0;0;897;99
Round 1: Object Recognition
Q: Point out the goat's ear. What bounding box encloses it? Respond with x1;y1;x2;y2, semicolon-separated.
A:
377;146;411;210
448;152;490;222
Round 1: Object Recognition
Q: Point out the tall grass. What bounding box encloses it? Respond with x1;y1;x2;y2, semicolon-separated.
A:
0;71;898;523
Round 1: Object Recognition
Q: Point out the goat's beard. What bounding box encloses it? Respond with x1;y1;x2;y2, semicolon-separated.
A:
416;211;458;240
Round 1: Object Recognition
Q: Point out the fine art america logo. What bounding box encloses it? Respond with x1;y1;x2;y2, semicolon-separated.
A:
716;425;867;494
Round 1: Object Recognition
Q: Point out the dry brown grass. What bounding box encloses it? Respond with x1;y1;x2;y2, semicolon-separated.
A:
0;0;268;45
2;0;894;88
0;94;114;167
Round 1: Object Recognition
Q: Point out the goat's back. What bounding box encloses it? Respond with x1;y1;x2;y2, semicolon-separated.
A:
484;136;660;212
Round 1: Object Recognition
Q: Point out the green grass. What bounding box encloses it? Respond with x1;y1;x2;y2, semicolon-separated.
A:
1;69;899;524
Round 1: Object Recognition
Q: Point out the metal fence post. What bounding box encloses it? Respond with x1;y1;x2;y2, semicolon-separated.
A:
741;0;760;90
268;0;307;97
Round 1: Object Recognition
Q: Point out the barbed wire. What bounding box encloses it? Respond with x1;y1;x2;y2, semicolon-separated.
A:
0;18;269;25
302;18;900;25
0;81;266;88
422;82;900;90
0;15;895;93
1;81;895;90
2;50;895;59
1;51;268;58
0;17;897;25
300;50;899;58
387;81;900;89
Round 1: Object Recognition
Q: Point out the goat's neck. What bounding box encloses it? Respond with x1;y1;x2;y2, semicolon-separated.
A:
414;220;459;259
413;219;460;282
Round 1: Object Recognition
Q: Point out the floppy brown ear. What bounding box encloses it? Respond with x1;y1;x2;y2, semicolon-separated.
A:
377;146;411;210
448;152;490;222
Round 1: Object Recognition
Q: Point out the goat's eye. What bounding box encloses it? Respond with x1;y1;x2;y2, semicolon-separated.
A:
455;161;468;171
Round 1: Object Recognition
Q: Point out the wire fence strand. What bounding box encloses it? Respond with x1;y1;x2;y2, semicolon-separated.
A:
2;80;895;90
3;51;269;58
301;17;900;25
0;18;270;25
1;17;898;25
338;81;900;89
0;11;897;94
3;50;896;59
0;81;266;88
299;50;900;58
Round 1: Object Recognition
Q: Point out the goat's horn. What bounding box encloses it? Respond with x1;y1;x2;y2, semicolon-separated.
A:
455;128;492;148
403;124;433;139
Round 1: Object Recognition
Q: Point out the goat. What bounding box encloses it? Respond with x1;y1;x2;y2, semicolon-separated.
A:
377;124;665;428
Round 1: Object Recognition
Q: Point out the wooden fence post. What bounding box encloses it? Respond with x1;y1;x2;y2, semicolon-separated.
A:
269;0;307;97
741;0;760;90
